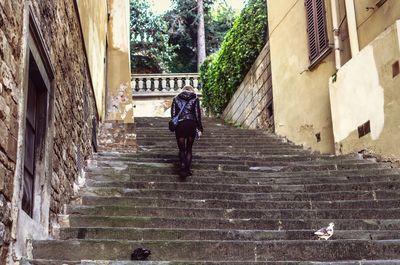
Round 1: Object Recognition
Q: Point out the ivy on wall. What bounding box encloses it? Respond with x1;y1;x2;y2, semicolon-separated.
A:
199;0;267;114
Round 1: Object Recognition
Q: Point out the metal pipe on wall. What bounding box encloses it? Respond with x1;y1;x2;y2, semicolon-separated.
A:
344;0;360;57
330;0;341;70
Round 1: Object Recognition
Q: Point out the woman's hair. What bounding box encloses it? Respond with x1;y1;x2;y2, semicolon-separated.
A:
182;85;195;93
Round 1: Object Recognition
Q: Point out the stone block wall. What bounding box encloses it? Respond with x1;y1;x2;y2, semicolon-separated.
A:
29;0;97;227
0;0;98;262
222;43;273;131
0;1;25;262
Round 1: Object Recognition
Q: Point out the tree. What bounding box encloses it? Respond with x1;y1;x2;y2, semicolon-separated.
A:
130;0;174;73
130;0;236;73
197;0;206;70
163;0;235;73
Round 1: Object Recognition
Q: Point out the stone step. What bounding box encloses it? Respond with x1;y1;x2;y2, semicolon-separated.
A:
93;152;360;162
92;156;371;166
136;137;284;143
21;259;400;265
84;172;400;185
59;227;400;241
137;138;295;145
32;239;400;261
87;161;388;173
66;205;400;220
84;180;400;194
81;196;400;210
136;132;275;138
85;166;400;179
137;148;308;155
81;187;400;201
31;117;400;263
67;216;400;230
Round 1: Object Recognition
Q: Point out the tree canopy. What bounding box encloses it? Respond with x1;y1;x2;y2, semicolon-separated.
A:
130;0;237;73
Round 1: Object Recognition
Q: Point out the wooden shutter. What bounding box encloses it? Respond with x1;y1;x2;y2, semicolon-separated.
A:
305;0;329;66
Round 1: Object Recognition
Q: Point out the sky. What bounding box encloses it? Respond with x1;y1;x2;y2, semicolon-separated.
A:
148;0;246;15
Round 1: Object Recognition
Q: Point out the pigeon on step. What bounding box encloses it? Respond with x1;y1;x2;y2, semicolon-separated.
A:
314;222;334;240
131;247;151;260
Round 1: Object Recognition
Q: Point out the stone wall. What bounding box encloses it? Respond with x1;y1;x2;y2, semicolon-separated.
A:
222;43;273;130
0;0;98;262
29;0;97;231
0;0;25;263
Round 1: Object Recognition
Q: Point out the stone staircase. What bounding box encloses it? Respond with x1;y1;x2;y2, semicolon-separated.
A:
25;117;400;264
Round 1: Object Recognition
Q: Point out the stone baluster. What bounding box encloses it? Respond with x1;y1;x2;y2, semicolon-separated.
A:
138;78;144;92
161;77;167;91
132;78;138;92
154;78;160;91
184;78;191;86
193;77;199;91
177;78;183;90
169;78;175;91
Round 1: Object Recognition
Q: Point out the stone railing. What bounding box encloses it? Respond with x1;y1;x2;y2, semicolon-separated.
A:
131;73;200;96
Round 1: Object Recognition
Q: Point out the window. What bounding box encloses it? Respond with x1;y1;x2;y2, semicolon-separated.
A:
305;0;330;68
21;53;49;217
21;10;54;217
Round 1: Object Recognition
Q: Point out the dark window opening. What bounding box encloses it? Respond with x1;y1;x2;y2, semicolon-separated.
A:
315;132;321;142
358;120;371;138
392;61;399;78
22;52;49;217
305;0;331;69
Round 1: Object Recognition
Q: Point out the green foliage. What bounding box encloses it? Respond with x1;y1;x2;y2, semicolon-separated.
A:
163;0;236;73
130;0;175;73
199;0;267;114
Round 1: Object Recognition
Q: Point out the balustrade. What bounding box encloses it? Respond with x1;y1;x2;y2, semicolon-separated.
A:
131;73;200;95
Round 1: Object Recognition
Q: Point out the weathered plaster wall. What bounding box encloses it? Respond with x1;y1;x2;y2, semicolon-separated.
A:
106;0;133;122
267;0;336;153
76;0;108;120
354;0;400;50
222;43;273;130
133;96;174;117
330;20;400;160
0;1;24;263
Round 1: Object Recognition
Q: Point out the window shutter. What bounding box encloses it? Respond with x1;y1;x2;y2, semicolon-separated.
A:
305;0;329;65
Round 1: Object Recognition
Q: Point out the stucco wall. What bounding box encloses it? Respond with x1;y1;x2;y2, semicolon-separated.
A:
76;0;108;120
222;43;273;130
354;0;400;50
329;20;400;160
106;0;133;122
133;96;174;117
267;0;336;153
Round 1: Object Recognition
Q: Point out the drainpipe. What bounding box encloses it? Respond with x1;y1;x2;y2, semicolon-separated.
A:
330;0;341;70
344;0;360;57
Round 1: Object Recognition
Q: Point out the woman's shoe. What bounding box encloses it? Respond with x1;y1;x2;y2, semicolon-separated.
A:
179;169;188;178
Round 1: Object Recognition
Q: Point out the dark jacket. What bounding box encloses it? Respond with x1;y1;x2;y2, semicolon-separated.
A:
171;91;203;132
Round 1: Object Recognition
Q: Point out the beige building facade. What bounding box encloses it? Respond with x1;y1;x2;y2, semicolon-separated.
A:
267;0;400;160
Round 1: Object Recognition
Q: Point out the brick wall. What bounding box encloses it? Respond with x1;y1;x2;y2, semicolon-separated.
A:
222;43;273;131
0;0;98;262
